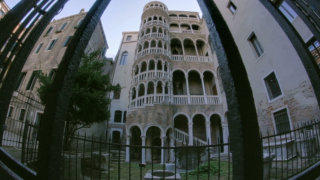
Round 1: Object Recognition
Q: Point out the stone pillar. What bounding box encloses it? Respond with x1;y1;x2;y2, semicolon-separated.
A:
161;136;165;164
125;135;130;162
188;121;193;146
206;119;212;145
201;75;207;104
186;74;190;104
141;135;146;164
222;124;229;153
170;135;175;162
194;40;199;57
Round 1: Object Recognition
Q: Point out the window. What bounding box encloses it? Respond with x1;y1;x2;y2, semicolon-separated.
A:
114;88;121;99
45;26;53;36
7;106;14;118
35;43;43;53
63;36;72;47
16;72;26;90
35;112;42;125
0;10;4;16
273;108;291;134
49;69;57;80
114;110;122;123
123;111;127;123
19;109;26;121
278;1;297;22
126;35;132;41
248;33;264;57
47;39;58;50
264;72;282;100
76;19;83;28
227;2;237;14
307;39;320;64
26;71;40;91
59;22;68;31
119;52;128;65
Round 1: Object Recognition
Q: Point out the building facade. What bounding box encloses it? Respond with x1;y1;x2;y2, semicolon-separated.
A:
108;1;229;164
6;9;109;138
0;1;9;18
212;0;320;136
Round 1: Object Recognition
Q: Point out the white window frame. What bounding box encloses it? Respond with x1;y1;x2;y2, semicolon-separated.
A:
271;106;292;134
113;110;123;124
126;35;132;41
262;70;284;102
119;52;128;65
248;32;264;58
227;1;237;15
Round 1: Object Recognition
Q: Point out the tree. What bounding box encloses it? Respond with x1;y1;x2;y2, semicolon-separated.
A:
38;51;119;149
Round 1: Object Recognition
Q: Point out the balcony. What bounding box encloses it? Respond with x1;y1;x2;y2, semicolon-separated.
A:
143;21;169;29
136;48;170;59
129;95;220;109
140;33;169;41
171;55;212;62
133;71;169;84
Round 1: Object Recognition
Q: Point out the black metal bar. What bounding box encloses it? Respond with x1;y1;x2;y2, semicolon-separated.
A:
207;144;210;180
197;146;199;180
99;136;102;180
273;129;278;179
289;128;294;177
174;141;177;180
129;142;131;180
118;142;121;180
267;130;271;180
162;145;165;180
228;138;230;180
151;145;154;180
90;135;94;180
21;121;29;164
297;123;303;173
218;143;221;179
285;132;289;179
82;133;86;180
75;132;79;180
186;145;188;180
108;139;111;180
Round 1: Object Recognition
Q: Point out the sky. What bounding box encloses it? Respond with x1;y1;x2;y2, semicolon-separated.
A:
7;0;202;59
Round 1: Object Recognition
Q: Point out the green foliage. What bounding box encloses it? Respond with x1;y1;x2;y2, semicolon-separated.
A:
38;50;118;148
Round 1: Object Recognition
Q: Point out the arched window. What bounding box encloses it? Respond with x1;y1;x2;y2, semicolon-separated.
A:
120;52;128;65
151;40;156;48
149;60;155;70
157;40;162;48
158;27;163;34
157;61;162;70
156;81;163;94
114;110;122;123
152;26;157;33
138;45;142;52
144;41;149;49
132;88;136;100
146;28;151;34
147;82;154;94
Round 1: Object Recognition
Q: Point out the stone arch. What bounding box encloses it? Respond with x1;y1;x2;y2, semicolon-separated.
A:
145;126;162;162
189;15;197;19
152;26;157;33
148;59;155;70
151;40;156;48
169;23;179;31
169;14;177;18
134;65;139;75
146;28;151;34
164;62;168;72
157;60;162;70
138;83;145;97
179;14;188;18
141;61;147;72
153;16;157;21
203;71;218;95
129;125;142;160
131;87;136;100
147;81;154;94
210;114;223;151
156;81;163;94
170;38;183;55
183;38;197;55
143;41;149;49
158;27;163;33
196;39;206;56
174;114;189;135
148;17;152;21
157;40;163;48
165;82;169;94
138;44;142;52
173;70;187;95
180;23;191;31
192;24;200;31
159;16;162;21
192;114;207;141
188;70;203;95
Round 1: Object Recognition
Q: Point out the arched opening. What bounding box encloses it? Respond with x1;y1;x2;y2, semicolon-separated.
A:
170;38;183;55
203;71;218;95
112;131;121;144
169;23;179;31
164;29;167;35
140;31;144;38
174;114;189;136
188;70;203;95
196;40;206;56
130;126;142;160
141;62;147;72
132;87;136;100
156;81;163;94
192;24;200;31
147;82;154;94
210;114;223;152
157;61;162;70
184;39;197;55
149;60;155;70
158;27;163;33
169;14;177;18
134;65;139;75
151;40;156;48
159;17;162;21
173;70;186;95
143;41;149;49
180;24;191;31
165;128;173;162
152;26;157;33
179;14;188;18
138;84;145;97
148;17;152;21
164;62;168;72
146;28;151;34
138;44;142;52
193;114;206;141
157;40;162;48
189;15;197;19
153;16;157;21
164;43;167;50
146;126;161;162
143;19;146;24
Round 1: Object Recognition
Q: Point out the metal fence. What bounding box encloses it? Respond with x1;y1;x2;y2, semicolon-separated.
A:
2;91;320;179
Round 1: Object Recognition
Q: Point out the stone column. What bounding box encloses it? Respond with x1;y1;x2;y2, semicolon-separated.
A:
141;135;146;164
206;119;212;145
201;75;207;104
188;121;193;146
194;40;199;57
222;124;229;153
161;136;165;164
125;135;130;162
186;74;190;104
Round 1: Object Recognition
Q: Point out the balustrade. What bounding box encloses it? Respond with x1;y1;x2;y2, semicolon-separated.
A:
143;21;169;28
171;55;211;62
137;48;170;59
140;33;169;41
132;71;169;84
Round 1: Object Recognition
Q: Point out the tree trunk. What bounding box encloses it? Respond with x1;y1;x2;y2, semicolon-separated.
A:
37;0;110;179
0;0;39;49
0;0;50;67
0;0;69;145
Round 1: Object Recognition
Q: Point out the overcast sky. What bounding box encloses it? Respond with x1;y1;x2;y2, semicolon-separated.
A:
7;0;202;59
